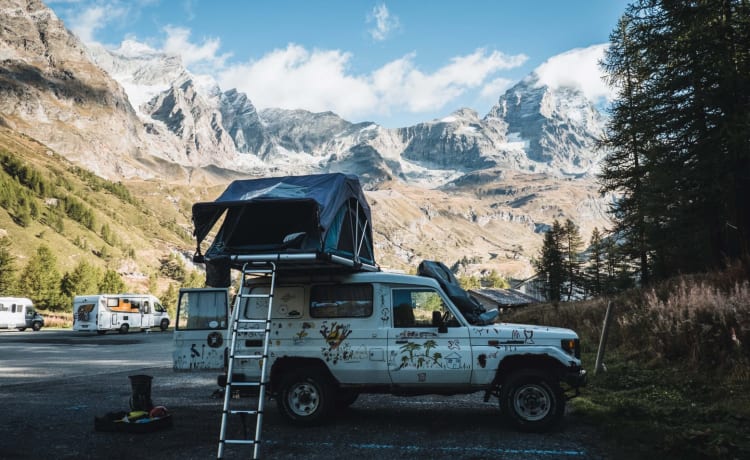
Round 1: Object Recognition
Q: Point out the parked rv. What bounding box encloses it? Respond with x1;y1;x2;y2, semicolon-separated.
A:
73;294;170;334
0;297;44;331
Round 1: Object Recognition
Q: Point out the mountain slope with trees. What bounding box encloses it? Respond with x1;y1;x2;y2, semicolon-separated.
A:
0;127;209;314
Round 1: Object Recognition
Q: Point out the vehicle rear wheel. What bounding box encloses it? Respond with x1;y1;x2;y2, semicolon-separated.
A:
118;324;129;334
97;330;107;335
17;327;26;332
32;321;42;331
500;370;564;432
160;319;169;331
277;368;334;426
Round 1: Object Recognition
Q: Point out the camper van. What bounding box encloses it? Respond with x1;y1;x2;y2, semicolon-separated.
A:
0;297;44;331
73;294;170;334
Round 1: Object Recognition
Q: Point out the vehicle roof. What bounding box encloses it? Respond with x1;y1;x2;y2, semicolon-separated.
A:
255;270;443;289
0;297;33;303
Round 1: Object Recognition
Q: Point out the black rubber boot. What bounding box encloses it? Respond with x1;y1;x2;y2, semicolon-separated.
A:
128;374;154;411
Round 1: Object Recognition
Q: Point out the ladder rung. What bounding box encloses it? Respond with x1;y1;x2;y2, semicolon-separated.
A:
227;381;263;387
231;354;264;360
243;268;274;274
237;319;268;324
240;293;273;298
228;409;261;415
224;439;260;445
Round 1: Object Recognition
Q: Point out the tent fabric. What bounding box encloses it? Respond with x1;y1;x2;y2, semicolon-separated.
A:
192;173;377;286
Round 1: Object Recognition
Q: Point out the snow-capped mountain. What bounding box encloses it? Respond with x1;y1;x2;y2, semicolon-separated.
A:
486;76;607;176
85;38;607;185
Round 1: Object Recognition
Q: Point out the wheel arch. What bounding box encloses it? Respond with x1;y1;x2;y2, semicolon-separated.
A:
269;357;336;394
494;354;567;386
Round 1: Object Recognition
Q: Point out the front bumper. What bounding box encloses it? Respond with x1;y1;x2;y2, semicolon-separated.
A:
563;367;587;388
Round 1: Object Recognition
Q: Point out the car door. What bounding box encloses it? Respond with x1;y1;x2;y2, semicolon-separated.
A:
173;288;229;370
387;286;472;387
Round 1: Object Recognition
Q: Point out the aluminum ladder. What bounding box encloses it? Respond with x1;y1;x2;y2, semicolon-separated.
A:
217;261;276;459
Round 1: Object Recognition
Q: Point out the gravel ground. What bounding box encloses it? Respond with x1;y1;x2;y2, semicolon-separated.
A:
0;364;614;460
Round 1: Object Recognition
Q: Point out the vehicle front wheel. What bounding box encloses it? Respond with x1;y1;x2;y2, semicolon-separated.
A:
277;368;334;426
160;319;169;331
32;321;42;331
118;324;129;334
500;370;565;432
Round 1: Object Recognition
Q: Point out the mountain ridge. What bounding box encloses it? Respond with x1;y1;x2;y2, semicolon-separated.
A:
0;0;613;282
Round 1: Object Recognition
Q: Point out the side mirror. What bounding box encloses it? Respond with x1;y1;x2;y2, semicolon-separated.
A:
432;311;448;333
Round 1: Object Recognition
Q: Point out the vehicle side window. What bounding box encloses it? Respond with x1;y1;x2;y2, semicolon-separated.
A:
310;284;373;318
392;288;458;328
177;291;227;330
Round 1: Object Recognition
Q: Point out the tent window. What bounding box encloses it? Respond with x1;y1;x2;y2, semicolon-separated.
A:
222;200;318;249
310;284;373;318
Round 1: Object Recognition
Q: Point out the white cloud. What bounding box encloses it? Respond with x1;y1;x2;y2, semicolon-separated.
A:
67;5;107;43
533;44;615;103
480;77;514;99
219;45;377;116
218;46;527;122
161;26;231;70
367;3;400;42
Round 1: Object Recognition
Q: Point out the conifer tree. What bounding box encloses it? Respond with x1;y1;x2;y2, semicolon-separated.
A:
584;227;605;297
20;245;62;310
99;269;126;293
535;220;565;302
0;236;17;295
60;261;101;303
600;0;750;280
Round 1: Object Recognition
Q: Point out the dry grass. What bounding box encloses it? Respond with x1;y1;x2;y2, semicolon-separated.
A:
503;264;750;459
39;310;72;328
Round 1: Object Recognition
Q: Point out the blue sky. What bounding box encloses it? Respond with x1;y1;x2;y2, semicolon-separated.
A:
48;0;630;128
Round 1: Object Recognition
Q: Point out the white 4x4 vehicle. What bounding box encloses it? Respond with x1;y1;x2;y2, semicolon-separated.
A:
174;261;586;432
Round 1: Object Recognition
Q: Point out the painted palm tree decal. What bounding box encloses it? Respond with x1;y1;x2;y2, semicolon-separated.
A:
398;340;444;369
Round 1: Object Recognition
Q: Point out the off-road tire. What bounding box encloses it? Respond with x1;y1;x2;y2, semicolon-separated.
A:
500;370;565;432
277;368;335;426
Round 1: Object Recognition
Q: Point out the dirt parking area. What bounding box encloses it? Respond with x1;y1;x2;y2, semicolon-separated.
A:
0;331;612;460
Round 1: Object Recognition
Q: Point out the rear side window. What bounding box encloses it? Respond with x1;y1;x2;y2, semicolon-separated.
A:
310;284;373;318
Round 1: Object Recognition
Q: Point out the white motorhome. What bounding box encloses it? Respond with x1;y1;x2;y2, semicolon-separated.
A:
0;297;44;331
73;294;170;334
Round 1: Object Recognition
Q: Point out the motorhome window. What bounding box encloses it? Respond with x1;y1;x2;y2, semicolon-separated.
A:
177;291;227;330
154;302;166;313
0;304;7;312
392;288;455;328
77;304;95;321
310;284;373;318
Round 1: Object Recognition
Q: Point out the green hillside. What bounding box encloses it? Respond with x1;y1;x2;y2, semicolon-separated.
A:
0;127;218;311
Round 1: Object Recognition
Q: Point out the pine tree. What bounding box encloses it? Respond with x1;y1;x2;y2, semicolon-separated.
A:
584;228;605;297
99;269;126;293
0;236;17;295
535;220;565;303
600;0;750;280
60;261;101;304
561;219;584;301
20;245;63;310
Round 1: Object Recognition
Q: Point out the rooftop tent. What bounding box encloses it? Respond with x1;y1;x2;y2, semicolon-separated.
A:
192;173;378;286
